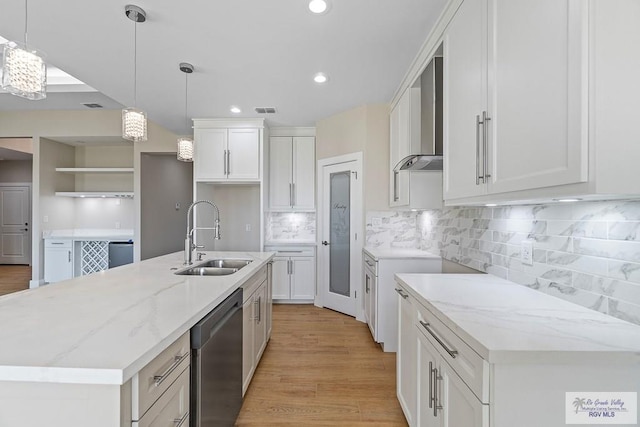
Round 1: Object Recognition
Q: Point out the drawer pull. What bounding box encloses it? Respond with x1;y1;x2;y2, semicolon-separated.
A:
365;259;375;267
174;411;189;427
420;321;458;359
428;361;434;409
153;352;189;386
395;288;409;299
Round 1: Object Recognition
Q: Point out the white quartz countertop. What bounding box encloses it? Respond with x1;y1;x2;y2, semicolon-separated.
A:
43;229;134;240
264;241;317;247
364;246;440;260
0;250;274;385
395;273;640;364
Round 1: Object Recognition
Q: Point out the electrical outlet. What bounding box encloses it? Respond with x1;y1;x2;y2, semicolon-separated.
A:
521;240;534;266
115;221;121;229
372;217;382;227
245;224;252;232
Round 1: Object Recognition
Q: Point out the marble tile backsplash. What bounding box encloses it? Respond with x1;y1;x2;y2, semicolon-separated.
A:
366;200;640;326
266;212;316;242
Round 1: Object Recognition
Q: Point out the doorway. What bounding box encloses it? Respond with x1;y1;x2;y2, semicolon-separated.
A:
0;185;31;265
317;153;363;319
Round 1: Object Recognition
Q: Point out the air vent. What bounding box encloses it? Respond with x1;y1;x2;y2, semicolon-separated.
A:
254;107;277;114
82;103;104;109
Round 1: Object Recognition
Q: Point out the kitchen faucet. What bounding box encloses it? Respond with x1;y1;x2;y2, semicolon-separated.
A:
184;200;221;265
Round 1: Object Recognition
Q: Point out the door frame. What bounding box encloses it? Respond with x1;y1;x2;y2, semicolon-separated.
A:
316;152;364;321
0;182;32;266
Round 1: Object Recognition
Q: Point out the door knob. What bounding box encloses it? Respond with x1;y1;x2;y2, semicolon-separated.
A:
21;228;28;231
322;241;330;246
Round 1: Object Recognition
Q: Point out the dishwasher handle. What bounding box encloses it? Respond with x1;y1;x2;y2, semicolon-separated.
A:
191;289;243;349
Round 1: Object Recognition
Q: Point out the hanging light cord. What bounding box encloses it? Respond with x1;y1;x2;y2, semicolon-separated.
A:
184;71;189;132
133;17;138;108
24;0;28;46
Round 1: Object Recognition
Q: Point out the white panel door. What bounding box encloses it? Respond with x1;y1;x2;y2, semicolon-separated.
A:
487;0;588;193
194;128;227;180
269;137;293;209
0;186;30;264
291;257;315;300
271;257;290;300
228;128;260;180
443;0;487;200
293;137;315;210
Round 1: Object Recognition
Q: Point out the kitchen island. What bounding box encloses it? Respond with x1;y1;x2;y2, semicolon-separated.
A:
0;250;274;427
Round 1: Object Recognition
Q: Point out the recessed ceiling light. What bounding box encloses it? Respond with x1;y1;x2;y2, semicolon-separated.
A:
485;203;497;207
230;106;241;114
314;73;328;84
308;0;329;14
553;198;583;203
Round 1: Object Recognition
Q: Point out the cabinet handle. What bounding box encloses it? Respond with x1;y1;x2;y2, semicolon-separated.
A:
393;171;399;201
290;260;294;275
223;149;228;175
68;250;71;263
227;150;231;175
433;367;443;416
365;275;370;293
420;320;458;359
153;352;189;386
292;183;296;206
428;361;434;410
365;259;375;267
395;288;409;299
476;114;482;185
289;183;293;207
258;296;262;323
483;111;491;181
174;411;189;427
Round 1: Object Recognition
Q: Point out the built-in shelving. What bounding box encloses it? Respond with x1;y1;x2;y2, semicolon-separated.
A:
55;168;134;173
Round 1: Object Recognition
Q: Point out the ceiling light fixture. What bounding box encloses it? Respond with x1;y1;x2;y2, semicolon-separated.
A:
485;203;497;207
1;0;46;100
308;0;329;14
553;198;583;203
122;5;147;142
230;106;241;114
177;62;194;162
314;72;328;84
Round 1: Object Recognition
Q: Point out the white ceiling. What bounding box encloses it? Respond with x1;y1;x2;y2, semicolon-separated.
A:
0;0;447;135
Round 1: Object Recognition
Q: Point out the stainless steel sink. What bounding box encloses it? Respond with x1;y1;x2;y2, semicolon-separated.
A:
175;259;252;276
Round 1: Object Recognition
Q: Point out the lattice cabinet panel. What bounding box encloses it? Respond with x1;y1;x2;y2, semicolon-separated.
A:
81;241;109;275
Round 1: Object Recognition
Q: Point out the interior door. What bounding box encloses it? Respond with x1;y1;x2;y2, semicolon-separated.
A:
320;161;360;317
0;186;31;265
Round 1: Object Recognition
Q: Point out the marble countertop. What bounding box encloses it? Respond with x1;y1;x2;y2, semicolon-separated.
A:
43;229;134;240
395;273;640;364
364;246;440;260
264;241;317;247
0;250;274;385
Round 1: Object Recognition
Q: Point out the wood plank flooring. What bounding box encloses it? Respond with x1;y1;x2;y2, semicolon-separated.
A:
236;304;408;427
0;265;30;297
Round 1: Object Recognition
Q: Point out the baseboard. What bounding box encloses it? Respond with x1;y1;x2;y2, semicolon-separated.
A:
29;279;45;289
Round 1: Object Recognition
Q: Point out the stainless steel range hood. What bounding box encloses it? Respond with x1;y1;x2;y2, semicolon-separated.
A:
394;55;443;172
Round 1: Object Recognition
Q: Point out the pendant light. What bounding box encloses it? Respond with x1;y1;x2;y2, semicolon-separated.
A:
122;4;147;142
177;62;194;162
1;0;47;100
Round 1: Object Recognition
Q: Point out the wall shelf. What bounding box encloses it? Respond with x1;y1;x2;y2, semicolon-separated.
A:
55;168;134;173
55;192;134;198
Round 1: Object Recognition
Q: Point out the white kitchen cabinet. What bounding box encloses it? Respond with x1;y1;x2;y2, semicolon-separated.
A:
44;240;73;283
269;136;315;210
266;245;315;302
396;286;417;427
443;0;590;203
194;125;261;182
363;248;442;352
241;265;271;396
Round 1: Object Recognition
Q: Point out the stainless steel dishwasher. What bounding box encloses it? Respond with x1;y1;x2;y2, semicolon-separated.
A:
191;288;243;427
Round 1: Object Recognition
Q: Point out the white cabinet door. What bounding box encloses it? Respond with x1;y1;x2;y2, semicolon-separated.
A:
439;360;488;427
417;328;441;427
293;137;315;210
443;0;487;201
271;258;290;300
291;257;315;300
364;267;374;337
242;296;255;395
269;137;294;209
228;128;260;180
194;128;227;181
253;282;268;365
397;287;417;426
44;247;73;283
487;0;588;194
390;89;415;207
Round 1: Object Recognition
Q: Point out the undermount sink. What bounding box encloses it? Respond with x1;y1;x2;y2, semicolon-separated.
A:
175;259;252;276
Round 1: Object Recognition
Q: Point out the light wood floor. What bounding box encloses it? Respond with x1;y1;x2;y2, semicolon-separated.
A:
0;265;30;297
236;304;408;427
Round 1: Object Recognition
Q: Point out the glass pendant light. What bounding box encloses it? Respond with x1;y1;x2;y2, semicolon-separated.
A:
177;62;194;162
1;0;47;100
122;5;147;142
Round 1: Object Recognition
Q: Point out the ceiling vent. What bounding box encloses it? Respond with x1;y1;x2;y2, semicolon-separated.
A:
82;103;104;109
254;107;277;114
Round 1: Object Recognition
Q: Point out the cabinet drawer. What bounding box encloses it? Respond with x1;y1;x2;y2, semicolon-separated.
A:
44;239;72;248
134;366;190;427
415;302;489;403
133;332;190;419
363;252;377;275
265;245;315;257
242;265;268;303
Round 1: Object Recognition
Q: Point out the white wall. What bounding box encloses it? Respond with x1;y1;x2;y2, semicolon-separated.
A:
0;160;32;183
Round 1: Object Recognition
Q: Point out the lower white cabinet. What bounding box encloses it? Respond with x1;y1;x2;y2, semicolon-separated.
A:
266;245;315;302
44;240;73;283
396;286;417;426
241;265;271;396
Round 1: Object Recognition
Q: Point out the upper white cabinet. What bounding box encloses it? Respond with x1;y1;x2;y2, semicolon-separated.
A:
194;121;261;182
444;0;588;201
269;136;315;210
